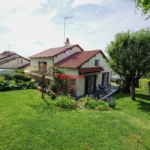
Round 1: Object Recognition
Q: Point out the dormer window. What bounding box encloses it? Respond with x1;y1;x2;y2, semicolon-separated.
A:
95;60;100;66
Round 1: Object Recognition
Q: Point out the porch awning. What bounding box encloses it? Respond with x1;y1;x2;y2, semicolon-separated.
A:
79;67;104;74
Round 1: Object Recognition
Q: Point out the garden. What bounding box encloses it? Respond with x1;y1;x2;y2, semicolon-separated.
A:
0;88;150;149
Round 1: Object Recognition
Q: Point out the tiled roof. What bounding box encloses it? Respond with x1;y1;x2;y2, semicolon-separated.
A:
54;50;105;68
0;51;16;60
29;44;84;58
0;56;20;65
0;55;4;59
79;67;104;74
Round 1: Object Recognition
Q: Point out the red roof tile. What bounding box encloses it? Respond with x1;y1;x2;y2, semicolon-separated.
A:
79;67;104;73
29;44;84;58
54;50;106;68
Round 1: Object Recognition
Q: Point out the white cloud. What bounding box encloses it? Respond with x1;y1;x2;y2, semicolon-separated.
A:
71;0;110;8
75;12;80;16
95;8;100;13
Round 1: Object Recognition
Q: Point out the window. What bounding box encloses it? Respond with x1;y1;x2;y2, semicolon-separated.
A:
18;59;23;64
95;60;100;66
21;59;23;64
38;62;47;71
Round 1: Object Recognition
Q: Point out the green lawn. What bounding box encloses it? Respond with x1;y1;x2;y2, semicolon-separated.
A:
0;89;150;150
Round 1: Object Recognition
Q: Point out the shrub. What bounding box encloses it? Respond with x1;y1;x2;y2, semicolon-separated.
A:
55;96;77;109
104;97;117;109
0;80;37;91
115;79;121;84
23;75;31;82
13;73;24;81
83;99;96;109
2;73;12;80
146;72;150;79
111;79;115;82
97;105;108;111
83;99;108;110
50;91;56;100
139;79;150;94
14;69;24;74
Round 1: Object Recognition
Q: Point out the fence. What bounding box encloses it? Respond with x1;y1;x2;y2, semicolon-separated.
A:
24;71;52;86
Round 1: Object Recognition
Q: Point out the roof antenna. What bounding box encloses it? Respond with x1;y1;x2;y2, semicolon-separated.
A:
8;44;9;51
64;16;73;45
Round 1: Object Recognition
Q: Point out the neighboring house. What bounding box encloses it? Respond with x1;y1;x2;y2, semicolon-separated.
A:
29;38;112;98
0;51;30;69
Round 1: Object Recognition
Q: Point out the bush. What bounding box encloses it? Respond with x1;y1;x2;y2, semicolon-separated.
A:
50;91;56;100
97;105;108;111
139;79;150;94
55;96;77;109
2;73;13;80
111;79;115;82
147;72;150;79
0;80;37;91
104;97;117;109
115;79;121;84
14;69;24;74
83;99;108;110
12;73;31;82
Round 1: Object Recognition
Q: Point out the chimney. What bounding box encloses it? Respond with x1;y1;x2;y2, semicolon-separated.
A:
65;38;70;48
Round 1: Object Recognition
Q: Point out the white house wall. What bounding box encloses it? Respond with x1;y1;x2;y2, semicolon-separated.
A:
0;58;29;69
81;53;112;84
54;46;82;64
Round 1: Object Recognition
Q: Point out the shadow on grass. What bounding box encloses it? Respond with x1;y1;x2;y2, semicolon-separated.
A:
136;93;150;102
137;101;150;114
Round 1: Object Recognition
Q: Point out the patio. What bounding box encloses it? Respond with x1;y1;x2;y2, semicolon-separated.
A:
76;83;119;100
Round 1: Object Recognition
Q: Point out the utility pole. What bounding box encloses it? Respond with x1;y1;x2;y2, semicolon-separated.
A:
64;16;73;45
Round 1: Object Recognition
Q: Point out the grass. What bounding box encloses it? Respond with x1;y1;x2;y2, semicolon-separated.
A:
0;89;150;150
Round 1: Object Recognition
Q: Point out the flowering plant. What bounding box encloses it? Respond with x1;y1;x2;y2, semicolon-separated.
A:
104;97;117;109
40;87;43;91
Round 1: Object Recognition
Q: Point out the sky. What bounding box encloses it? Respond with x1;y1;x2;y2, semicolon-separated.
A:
0;0;150;58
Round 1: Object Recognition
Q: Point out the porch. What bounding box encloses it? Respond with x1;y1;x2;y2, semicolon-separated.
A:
76;83;119;100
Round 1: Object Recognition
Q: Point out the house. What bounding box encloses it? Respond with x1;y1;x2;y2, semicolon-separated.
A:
29;38;112;98
0;51;30;69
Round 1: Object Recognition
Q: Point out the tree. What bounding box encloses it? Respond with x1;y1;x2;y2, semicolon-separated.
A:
134;0;150;20
105;27;150;101
31;63;53;99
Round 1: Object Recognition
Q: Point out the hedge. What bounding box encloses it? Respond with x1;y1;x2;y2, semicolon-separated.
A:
139;79;150;94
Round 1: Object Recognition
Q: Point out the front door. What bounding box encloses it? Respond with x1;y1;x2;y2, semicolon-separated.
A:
85;74;97;95
102;72;109;85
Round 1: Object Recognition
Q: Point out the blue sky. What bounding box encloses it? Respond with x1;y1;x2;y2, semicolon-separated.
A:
0;0;150;58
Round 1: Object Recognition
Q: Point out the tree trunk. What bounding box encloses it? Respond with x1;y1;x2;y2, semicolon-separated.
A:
131;81;136;101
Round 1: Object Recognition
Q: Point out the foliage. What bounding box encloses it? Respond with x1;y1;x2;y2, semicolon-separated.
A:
111;78;115;82
139;79;150;94
49;91;56;100
106;28;150;100
0;80;37;91
83;99;108;110
3;73;32;82
2;73;13;80
146;72;150;79
134;0;150;20
14;69;24;74
104;97;117;109
50;91;56;96
97;104;108;111
55;96;77;109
